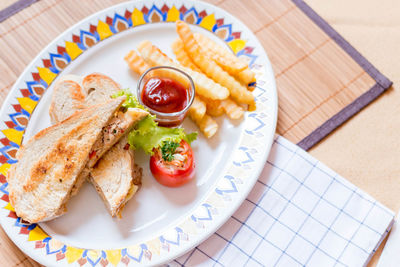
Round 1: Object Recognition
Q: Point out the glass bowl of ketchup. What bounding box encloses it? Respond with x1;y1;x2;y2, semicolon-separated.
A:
137;66;195;127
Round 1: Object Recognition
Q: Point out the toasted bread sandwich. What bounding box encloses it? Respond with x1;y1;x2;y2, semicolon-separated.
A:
50;73;145;217
8;97;130;223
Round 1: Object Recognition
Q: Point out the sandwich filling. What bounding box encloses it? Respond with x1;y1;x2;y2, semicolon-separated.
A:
70;107;148;197
88;108;141;167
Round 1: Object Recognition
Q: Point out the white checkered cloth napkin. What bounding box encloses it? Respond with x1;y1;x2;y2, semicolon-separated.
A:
169;136;394;267
377;209;400;267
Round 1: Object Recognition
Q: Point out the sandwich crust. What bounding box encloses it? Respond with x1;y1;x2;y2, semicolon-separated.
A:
49;76;85;124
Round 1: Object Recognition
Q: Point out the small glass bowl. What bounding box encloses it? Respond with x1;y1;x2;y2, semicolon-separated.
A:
137;66;195;127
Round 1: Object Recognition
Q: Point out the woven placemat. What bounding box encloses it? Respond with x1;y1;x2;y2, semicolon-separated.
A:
0;0;392;265
218;0;391;150
0;0;392;151
0;0;37;22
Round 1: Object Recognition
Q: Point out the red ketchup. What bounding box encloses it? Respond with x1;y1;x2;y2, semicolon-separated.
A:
141;77;189;126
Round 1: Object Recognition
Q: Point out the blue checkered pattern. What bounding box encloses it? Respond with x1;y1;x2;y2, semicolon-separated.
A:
168;136;394;267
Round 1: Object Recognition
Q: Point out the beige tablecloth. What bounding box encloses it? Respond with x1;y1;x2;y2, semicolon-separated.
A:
306;0;400;265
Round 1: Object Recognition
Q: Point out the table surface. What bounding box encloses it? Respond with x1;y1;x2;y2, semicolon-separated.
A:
305;0;400;266
0;0;398;266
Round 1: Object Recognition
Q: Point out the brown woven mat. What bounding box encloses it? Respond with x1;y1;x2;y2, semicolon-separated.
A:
0;0;37;22
0;0;391;266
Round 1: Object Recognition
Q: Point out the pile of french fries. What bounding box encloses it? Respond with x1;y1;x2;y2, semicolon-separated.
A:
124;20;256;138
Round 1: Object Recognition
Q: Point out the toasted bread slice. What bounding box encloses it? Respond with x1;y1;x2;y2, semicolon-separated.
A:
49;73;119;123
49;75;85;124
90;135;140;217
82;73;121;106
7;97;125;223
50;73;145;217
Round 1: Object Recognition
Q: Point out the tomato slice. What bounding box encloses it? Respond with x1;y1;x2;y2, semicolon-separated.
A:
150;140;195;187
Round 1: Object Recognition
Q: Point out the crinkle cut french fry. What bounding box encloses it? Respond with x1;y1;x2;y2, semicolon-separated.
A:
189;96;206;122
172;39;201;72
189;113;218;138
151;68;191;88
137;40;229;100
138;41;174;64
124;50;150;75
194;32;256;86
194;33;247;74
182;69;230;100
124;47;191;88
199;115;218;138
221;99;244;120
176;21;255;106
203;98;224;117
236;67;256;86
203;97;244;119
248;102;257;112
247;84;256;92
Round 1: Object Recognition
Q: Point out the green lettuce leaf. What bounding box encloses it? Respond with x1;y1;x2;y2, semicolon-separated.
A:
113;89;197;155
112;89;144;109
184;132;198;144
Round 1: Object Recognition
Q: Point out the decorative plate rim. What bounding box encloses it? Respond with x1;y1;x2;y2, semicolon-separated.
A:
0;0;278;265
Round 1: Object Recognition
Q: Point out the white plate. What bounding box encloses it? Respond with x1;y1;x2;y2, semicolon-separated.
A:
0;0;277;265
